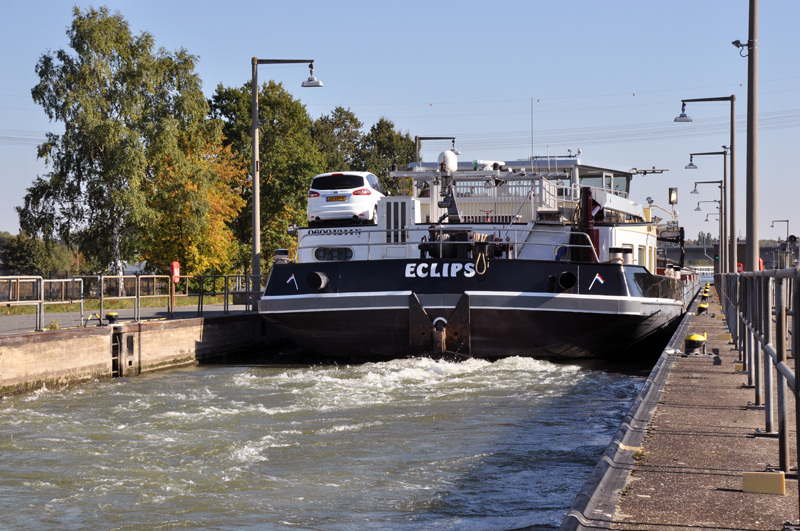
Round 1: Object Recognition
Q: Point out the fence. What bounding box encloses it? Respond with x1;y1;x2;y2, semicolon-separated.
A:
716;267;799;518
0;274;266;332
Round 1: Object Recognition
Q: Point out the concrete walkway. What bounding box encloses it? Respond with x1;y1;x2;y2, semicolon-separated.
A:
0;303;252;335
611;288;799;530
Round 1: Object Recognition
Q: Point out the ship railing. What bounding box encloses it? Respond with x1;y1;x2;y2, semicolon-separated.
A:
716;268;800;512
397;170;633;225
0;274;267;333
297;226;600;263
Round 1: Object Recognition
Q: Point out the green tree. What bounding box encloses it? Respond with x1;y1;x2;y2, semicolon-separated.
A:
140;127;247;275
1;234;74;276
210;80;324;269
19;6;208;274
2;235;43;274
0;231;13;257
311;106;364;172
355;117;415;189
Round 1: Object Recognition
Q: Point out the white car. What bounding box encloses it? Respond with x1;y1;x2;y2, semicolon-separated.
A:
306;171;386;225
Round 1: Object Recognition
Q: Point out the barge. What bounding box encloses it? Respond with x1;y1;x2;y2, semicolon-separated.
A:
259;151;699;363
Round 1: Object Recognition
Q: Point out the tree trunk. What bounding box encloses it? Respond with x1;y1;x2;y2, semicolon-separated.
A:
111;220;123;275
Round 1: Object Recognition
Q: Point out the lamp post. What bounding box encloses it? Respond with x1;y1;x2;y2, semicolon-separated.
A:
733;0;759;272
414;136;460;164
771;219;789;268
251;58;323;280
686;148;729;271
675;99;736;273
703;212;722;262
695;199;722;271
695;200;720;211
771;219;789;242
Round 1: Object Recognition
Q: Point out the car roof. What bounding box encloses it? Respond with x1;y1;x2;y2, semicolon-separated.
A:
312;171;374;179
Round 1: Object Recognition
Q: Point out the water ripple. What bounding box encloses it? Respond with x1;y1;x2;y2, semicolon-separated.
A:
0;357;642;530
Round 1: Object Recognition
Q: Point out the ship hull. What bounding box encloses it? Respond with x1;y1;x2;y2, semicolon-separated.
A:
259;259;695;363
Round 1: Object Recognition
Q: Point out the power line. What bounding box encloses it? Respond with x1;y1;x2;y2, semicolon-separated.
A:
1;109;798;150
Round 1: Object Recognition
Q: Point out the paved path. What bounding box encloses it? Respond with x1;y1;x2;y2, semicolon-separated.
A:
0;303;253;335
610;288;799;530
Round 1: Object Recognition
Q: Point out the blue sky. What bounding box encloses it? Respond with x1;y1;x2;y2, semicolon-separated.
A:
1;0;798;243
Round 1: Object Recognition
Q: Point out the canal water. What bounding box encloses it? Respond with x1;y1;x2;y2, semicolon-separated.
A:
0;356;644;530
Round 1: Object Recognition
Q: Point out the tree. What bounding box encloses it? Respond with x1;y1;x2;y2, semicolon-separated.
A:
311;106;364;172
210;80;324;269
355;117;415;188
139;125;247;275
19;6;208;274
1;234;74;276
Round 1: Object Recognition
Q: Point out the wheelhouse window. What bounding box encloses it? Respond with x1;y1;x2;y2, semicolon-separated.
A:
314;247;354;261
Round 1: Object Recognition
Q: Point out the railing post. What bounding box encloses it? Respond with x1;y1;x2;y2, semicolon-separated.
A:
752;276;761;402
738;274;745;363
775;275;790;471
794;268;800;519
742;276;761;388
37;277;44;332
135;274;140;322
199;275;205;317
761;274;774;433
731;273;740;348
78;278;84;323
168;276;174;319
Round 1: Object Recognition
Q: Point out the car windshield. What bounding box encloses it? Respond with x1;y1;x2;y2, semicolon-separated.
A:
311;174;364;191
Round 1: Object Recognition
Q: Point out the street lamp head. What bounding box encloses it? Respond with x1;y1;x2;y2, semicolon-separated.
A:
690;186;699;194
685;155;697;170
674;103;692;122
301;62;323;88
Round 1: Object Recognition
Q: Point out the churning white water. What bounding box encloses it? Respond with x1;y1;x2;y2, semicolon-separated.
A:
0;356;643;530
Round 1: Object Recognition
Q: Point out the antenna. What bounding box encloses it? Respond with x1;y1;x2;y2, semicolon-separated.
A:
530;98;534;164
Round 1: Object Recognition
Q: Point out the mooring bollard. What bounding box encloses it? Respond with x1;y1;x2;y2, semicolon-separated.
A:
684;332;707;356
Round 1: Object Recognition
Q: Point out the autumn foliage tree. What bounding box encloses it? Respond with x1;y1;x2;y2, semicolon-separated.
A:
210;80;324;270
20;6;209;274
139;125;247;275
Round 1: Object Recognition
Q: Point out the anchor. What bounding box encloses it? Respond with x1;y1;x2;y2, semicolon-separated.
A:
408;292;471;358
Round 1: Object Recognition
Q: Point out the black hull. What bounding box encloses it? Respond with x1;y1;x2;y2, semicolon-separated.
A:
265;307;680;363
259;259;696;364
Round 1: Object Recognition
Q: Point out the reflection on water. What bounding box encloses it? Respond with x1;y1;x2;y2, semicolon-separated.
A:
0;356;643;530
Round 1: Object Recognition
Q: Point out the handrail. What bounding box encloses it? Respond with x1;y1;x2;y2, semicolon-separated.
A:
0;274;266;333
715;267;799;518
297;225;602;264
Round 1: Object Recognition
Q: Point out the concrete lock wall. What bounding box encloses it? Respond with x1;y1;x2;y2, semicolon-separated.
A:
0;314;278;396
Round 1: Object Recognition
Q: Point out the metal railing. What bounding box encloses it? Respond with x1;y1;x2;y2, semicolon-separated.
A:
716;268;799;517
297;225;602;263
0;274;266;333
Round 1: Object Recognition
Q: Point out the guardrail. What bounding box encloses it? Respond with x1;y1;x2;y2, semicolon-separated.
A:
0;274;266;332
297;225;602;263
716;268;799;516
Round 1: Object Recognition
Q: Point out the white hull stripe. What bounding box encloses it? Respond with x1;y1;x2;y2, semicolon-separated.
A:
260;291;684;317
